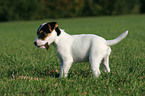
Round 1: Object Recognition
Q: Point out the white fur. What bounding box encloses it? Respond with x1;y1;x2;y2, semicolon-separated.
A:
34;29;128;78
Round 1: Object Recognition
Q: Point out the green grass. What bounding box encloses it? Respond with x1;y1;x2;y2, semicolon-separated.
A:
0;15;145;95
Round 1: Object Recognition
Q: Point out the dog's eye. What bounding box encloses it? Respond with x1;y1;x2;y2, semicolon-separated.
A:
42;32;47;36
39;32;47;39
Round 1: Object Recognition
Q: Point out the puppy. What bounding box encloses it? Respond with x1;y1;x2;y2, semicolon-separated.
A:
34;22;128;78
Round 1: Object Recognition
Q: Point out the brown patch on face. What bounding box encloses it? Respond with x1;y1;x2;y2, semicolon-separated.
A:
48;24;52;32
54;23;58;28
38;31;52;40
48;22;58;32
40;30;43;34
43;33;52;40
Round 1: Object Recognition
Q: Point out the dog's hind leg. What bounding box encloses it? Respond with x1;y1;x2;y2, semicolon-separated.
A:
102;47;111;73
89;55;104;77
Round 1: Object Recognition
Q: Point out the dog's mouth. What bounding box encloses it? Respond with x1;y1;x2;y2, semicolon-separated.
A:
44;42;49;50
38;42;49;50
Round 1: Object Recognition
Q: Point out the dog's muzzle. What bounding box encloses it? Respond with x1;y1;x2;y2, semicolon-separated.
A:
34;42;49;50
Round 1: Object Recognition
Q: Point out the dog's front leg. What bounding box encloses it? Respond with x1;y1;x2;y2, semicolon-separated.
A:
59;59;64;78
59;58;73;78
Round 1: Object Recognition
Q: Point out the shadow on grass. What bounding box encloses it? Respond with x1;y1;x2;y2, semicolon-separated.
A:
6;66;98;79
37;68;93;79
36;68;60;78
68;70;92;78
6;67;60;79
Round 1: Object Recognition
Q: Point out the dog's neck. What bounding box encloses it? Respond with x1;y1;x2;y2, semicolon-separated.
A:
53;28;71;48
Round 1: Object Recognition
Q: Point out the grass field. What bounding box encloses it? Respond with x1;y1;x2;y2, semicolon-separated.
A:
0;15;145;95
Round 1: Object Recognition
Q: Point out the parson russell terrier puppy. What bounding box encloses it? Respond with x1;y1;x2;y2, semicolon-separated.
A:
34;22;128;78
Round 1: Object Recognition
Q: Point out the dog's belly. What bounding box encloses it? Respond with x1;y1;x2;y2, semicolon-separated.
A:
72;46;90;62
72;54;89;62
71;36;91;62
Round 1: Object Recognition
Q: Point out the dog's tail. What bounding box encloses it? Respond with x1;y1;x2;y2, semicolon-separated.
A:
107;30;128;46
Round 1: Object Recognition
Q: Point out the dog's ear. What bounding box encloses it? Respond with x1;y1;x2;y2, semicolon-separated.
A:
55;27;61;36
47;22;58;32
48;22;61;36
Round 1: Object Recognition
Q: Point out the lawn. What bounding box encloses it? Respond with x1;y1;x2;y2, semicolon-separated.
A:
0;15;145;95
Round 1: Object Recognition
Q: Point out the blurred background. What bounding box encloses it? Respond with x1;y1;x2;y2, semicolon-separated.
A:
0;0;145;21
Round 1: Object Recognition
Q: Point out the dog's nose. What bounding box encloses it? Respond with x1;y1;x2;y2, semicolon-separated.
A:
34;41;37;46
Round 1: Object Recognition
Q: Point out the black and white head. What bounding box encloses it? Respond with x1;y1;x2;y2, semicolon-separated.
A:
34;22;61;50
